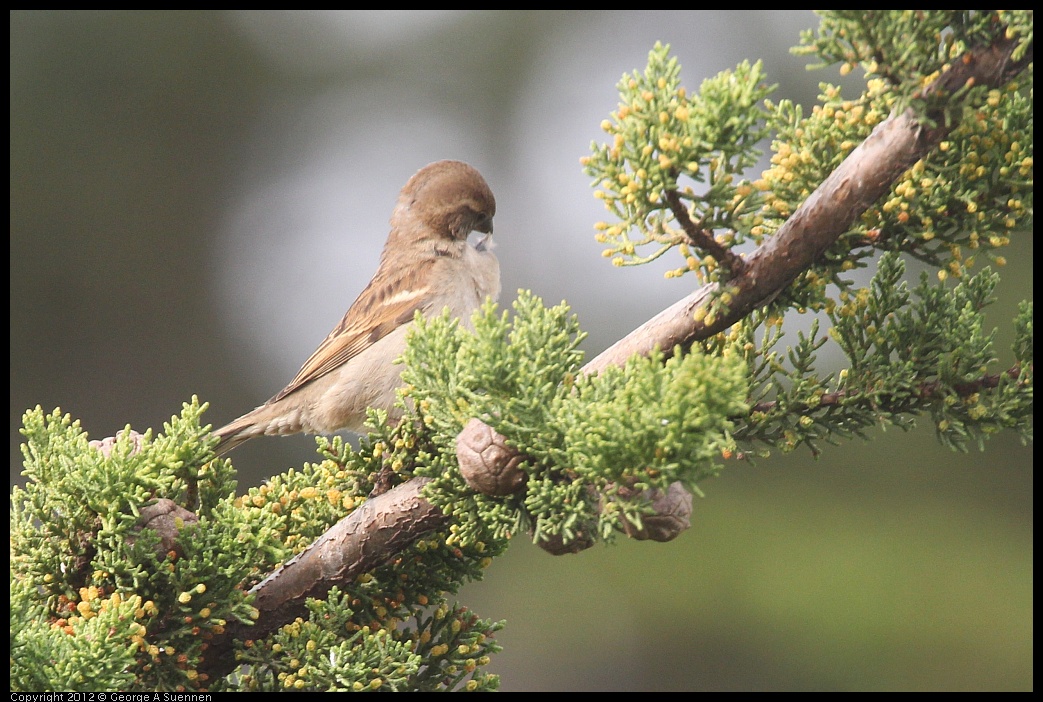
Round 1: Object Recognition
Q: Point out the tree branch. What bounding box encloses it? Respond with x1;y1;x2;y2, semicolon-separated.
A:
197;29;1031;679
454;28;1031;512
748;364;1030;415
198;477;448;681
586;31;1030;373
664;188;747;276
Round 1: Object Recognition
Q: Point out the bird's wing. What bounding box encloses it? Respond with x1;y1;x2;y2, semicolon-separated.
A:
269;262;434;403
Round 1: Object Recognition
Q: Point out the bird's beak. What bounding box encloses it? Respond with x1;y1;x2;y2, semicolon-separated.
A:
472;232;494;252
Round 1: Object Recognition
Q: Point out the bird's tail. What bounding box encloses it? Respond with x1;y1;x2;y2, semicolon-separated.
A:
211;412;264;457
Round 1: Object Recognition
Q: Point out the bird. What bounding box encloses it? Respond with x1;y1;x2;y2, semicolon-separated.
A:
212;160;499;455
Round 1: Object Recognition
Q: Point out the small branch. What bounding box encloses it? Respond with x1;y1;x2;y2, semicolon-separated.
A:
664;188;746;276
749;364;1029;415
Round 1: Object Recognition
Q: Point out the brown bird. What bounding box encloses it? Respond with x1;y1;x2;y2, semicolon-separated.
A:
213;160;499;455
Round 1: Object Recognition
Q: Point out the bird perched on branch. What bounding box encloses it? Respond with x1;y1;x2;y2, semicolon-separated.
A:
213;160;499;455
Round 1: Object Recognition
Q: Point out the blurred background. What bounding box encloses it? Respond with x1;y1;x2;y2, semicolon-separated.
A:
11;11;1032;691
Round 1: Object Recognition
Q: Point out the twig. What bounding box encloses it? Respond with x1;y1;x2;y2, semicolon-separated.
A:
748;364;1029;414
663;188;747;276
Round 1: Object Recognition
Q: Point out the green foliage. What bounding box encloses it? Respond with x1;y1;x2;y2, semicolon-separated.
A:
399;291;747;547
11;291;745;690
11;573;142;692
11;400;267;690
760;11;1031;313
586;12;1032;315
794;11;1031;96
722;253;1033;456
583;43;775;281
761;74;1032;306
587;10;1031;460
10;400;504;691
231;589;502;692
551;348;746;534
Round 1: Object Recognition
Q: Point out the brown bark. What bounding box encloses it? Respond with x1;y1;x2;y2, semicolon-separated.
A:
199;477;448;680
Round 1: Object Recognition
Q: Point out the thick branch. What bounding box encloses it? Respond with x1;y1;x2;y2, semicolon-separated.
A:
199;477;448;681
